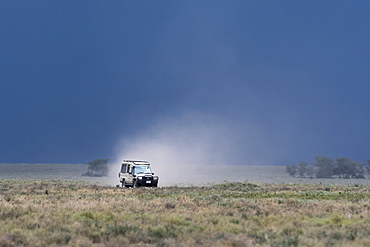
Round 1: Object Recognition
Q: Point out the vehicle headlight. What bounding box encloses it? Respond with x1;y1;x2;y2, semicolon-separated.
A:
138;177;143;180
153;176;159;180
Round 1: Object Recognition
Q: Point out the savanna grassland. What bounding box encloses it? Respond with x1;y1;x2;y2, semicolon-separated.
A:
1;180;370;247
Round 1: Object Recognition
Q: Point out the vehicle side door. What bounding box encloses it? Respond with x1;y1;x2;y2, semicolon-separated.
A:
126;164;134;185
119;164;127;182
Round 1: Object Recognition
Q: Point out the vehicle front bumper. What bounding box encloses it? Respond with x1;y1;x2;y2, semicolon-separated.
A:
136;177;159;186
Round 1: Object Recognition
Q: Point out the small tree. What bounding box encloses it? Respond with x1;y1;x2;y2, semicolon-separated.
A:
297;161;308;177
314;156;334;178
350;161;365;179
333;158;365;179
334;157;353;178
286;164;298;177
306;165;316;178
83;159;109;177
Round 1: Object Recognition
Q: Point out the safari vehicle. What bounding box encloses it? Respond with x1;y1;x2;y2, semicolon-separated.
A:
119;160;159;188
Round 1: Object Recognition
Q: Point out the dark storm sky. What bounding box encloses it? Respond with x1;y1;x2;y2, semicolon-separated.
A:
1;1;369;164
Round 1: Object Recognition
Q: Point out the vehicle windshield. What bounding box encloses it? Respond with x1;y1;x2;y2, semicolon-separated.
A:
134;166;152;174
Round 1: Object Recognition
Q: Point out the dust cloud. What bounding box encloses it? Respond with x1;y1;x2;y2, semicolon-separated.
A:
106;112;282;186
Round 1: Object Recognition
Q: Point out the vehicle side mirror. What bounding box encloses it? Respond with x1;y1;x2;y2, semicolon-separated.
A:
152;173;154;175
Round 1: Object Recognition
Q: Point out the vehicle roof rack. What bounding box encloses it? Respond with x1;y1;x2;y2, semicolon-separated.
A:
122;160;150;164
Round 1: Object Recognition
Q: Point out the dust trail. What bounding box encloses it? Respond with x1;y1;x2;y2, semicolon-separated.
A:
106;112;280;186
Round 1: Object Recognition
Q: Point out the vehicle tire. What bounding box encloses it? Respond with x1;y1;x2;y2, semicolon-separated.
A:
121;180;126;188
133;180;138;188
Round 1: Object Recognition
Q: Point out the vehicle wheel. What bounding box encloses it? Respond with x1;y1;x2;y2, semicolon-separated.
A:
133;180;138;188
121;180;126;188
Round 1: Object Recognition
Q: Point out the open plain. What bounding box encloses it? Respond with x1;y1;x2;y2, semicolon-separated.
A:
1;163;370;246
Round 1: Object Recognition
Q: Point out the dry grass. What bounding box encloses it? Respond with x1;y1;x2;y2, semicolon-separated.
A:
1;180;370;246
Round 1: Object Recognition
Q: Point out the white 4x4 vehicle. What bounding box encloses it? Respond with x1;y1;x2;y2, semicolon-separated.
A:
119;160;159;188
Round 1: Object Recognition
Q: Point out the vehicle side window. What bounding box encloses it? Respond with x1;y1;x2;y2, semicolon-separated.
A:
121;164;127;173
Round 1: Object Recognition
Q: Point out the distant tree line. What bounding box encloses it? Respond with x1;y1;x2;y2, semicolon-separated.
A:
286;156;370;179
